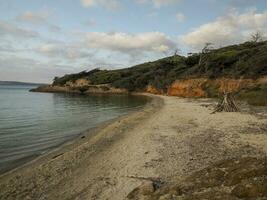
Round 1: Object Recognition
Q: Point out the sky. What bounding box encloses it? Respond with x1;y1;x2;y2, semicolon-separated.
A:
0;0;267;83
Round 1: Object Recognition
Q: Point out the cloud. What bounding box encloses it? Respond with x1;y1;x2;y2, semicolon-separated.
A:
48;25;61;32
227;0;266;7
84;32;177;55
176;12;185;22
135;0;182;8
80;0;121;10
37;42;92;61
16;11;61;32
180;9;267;50
84;19;97;27
0;41;17;53
16;11;48;25
0;20;39;38
147;11;158;17
0;56;75;83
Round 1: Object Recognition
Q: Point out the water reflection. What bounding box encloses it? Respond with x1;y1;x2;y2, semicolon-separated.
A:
0;85;148;174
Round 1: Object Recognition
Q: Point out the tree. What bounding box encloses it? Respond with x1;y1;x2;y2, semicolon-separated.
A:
251;31;263;43
174;48;181;56
198;43;214;74
198;43;213;66
52;77;59;85
202;43;213;53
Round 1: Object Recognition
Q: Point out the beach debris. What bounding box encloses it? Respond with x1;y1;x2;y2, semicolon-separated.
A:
126;175;164;188
212;93;239;113
126;176;165;199
52;153;64;159
126;175;162;182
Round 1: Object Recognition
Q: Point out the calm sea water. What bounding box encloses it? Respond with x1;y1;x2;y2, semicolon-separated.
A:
0;84;148;174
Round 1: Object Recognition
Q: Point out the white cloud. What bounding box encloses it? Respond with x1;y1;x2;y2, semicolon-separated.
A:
84;32;177;55
0;20;39;38
176;12;185;22
37;42;92;61
16;11;48;25
180;9;267;50
81;0;96;7
153;0;182;7
135;0;182;8
80;0;121;10
0;56;76;83
16;11;61;32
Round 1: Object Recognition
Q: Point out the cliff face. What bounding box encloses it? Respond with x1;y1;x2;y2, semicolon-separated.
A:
65;78;91;87
167;79;207;97
145;78;257;98
32;76;266;106
85;85;127;94
146;85;164;95
31;83;128;94
165;77;267;98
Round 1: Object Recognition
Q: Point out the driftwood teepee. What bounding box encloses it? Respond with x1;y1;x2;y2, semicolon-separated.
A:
212;78;241;113
212;92;239;113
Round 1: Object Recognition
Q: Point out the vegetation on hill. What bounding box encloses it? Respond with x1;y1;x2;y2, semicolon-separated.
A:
51;41;267;105
53;41;267;91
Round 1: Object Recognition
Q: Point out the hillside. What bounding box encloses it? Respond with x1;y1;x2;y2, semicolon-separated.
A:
34;41;267;106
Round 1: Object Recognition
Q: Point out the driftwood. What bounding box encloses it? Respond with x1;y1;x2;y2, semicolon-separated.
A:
125;175;162;183
126;176;164;189
212;93;239;113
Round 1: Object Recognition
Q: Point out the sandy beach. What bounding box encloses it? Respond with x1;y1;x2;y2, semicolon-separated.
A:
0;94;266;200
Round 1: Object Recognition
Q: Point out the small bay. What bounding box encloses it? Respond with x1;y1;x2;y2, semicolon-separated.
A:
0;83;148;174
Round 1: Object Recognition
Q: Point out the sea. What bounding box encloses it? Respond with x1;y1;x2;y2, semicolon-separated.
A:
0;83;148;174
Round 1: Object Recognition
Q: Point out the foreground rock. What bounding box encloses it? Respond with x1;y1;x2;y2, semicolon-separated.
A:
127;157;267;200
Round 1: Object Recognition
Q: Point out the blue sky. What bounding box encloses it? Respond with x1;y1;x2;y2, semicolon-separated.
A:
0;0;267;83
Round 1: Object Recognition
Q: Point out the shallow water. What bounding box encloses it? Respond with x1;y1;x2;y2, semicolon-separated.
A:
0;84;148;174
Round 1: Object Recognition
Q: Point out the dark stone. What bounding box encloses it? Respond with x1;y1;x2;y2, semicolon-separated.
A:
127;157;267;200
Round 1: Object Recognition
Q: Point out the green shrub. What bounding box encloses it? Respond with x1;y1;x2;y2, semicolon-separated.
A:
52;41;267;93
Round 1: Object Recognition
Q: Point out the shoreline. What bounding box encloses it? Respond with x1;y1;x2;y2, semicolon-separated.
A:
0;94;266;200
0;93;154;177
0;94;163;193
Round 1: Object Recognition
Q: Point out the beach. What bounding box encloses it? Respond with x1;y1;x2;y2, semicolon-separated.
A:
0;94;267;200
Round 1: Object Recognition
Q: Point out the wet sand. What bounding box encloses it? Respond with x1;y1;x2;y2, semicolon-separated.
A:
0;94;266;200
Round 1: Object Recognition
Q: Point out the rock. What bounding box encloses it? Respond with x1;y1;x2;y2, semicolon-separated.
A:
127;181;155;199
127;157;267;200
231;178;267;198
140;182;155;195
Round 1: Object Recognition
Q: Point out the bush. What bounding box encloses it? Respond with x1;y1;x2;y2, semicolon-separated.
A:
52;41;267;93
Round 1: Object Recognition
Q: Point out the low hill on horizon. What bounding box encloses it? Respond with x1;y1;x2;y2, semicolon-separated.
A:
0;81;46;86
53;41;267;88
38;41;267;106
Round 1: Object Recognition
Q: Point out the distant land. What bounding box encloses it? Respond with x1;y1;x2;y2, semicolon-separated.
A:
32;41;267;106
0;81;46;86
